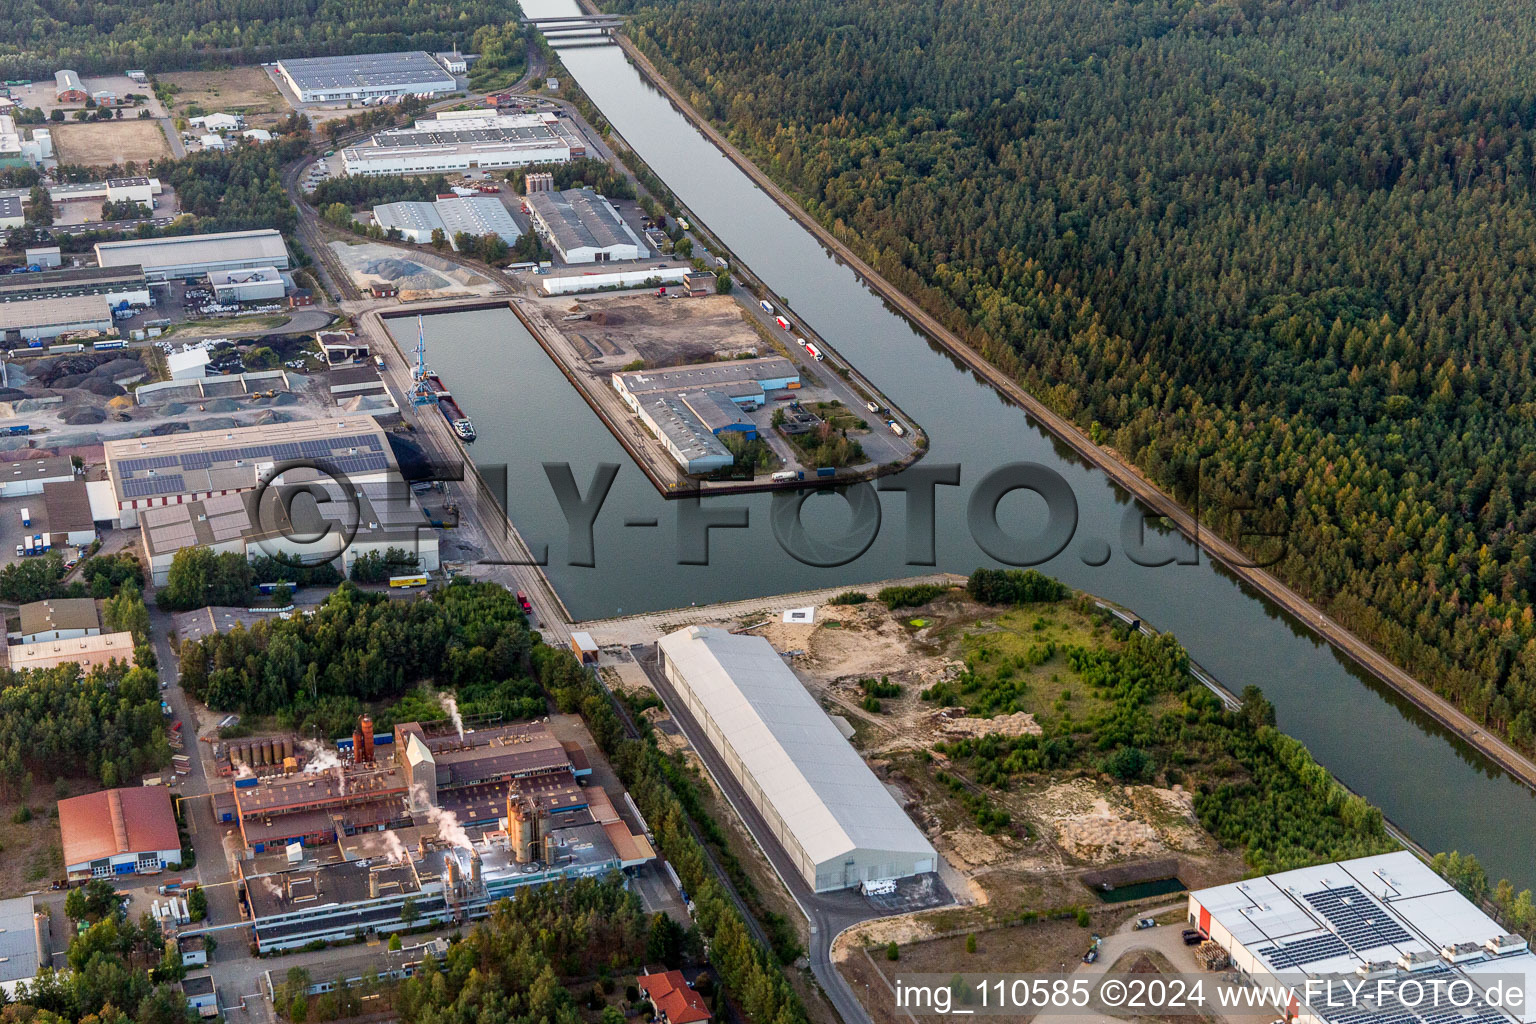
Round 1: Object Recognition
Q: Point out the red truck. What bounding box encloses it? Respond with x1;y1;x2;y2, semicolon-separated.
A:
516;590;533;613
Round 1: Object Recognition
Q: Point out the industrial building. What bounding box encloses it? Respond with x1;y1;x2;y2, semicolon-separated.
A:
0;265;148;306
95;229;290;281
42;479;98;546
102;419;437;581
6;631;136;673
103;417;398;525
634;394;734;475
133;469;438;584
340;111;581;177
0;195;20;230
0;897;43;997
436;196;521;245
0;456;76;497
24;247;61;269
54;70;87;103
16;597;100;643
276;52;456;103
207;266;286;303
612;356;800;409
656;626;937;892
0;294;114;343
58;786;182;880
525;188;646;264
1188;851;1536;1024
222;717;653;951
373;195;521;247
371;201;442;243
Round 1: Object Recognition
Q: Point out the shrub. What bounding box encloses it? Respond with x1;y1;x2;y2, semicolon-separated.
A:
877;583;949;609
827;590;869;606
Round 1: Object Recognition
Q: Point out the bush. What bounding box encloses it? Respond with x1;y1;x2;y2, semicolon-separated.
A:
966;568;1070;606
877;583;949;609
886;941;900;961
827;590;869;606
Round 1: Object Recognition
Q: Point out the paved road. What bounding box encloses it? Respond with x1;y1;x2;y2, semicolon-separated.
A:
628;642;954;1024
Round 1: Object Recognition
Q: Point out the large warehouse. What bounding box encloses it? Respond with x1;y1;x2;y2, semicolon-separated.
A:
656;626;937;892
0;264;149;306
373;196;521;247
275;51;456;103
1189;851;1536;1024
59;786;181;881
0;295;113;343
341;112;580;177
526;188;646;264
95;229;290;281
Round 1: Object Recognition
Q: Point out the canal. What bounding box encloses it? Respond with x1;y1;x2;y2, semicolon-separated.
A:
390;4;1536;888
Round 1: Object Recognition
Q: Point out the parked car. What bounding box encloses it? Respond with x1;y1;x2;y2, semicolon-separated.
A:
1135;918;1156;930
1082;949;1098;963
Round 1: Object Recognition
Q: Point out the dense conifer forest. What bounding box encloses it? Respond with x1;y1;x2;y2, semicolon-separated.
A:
0;0;510;77
604;0;1536;754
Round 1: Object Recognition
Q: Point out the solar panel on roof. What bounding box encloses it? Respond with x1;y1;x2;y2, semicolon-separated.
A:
122;474;185;498
179;451;212;471
1303;887;1413;950
1256;934;1350;968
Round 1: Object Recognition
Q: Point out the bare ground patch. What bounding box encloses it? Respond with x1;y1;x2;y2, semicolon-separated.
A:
50;120;171;166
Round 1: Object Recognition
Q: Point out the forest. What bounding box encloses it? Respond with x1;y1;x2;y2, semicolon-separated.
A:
602;0;1536;757
0;660;170;795
176;582;541;737
0;0;511;77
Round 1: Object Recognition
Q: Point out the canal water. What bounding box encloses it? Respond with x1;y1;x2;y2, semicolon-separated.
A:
389;4;1536;887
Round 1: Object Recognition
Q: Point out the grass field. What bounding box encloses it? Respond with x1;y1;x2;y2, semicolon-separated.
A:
0;792;66;897
160;68;289;126
50;120;171;167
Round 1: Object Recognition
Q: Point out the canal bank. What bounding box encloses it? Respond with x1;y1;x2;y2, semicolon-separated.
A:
561;0;1536;801
477;4;1536;888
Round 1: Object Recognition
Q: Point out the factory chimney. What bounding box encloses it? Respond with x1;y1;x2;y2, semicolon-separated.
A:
360;715;374;762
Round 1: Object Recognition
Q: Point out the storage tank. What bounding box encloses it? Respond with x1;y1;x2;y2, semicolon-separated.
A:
263;739;275;764
280;738;293;760
229;745;244;766
252;743;266;767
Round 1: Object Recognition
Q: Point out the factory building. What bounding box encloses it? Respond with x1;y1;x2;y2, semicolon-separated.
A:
0;456;76;497
612;356;800;410
58;786;181;880
525;188;646;264
1188;851;1536;1024
207;266;286;303
276;51;457;103
680;390;757;439
634;394;735;475
133;470;439;585
95;229;290;281
54;70;87;104
435;196;521;245
0;295;114;342
42;479;98;546
341;111;580;177
0;896;43;997
6;631;136;673
656;626;937;892
373;195;522;248
0;266;149;306
0;195;23;230
371;201;442;243
15;597;100;643
223;717;653;951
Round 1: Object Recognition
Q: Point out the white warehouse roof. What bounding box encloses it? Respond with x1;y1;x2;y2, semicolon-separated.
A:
96;230;288;272
657;626;935;872
1191;851;1536;1024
